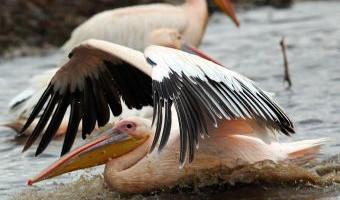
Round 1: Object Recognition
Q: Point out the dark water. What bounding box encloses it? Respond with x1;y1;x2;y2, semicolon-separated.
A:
0;1;339;199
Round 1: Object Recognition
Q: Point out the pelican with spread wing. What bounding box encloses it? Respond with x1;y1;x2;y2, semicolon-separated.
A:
24;40;325;192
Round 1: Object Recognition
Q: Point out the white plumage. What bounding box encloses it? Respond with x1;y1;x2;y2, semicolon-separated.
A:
62;4;187;53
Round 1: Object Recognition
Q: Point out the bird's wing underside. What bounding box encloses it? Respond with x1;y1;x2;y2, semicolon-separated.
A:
21;40;153;156
145;45;294;165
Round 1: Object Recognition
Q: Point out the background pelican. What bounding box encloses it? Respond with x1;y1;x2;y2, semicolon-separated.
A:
7;0;239;134
61;0;239;52
21;40;325;192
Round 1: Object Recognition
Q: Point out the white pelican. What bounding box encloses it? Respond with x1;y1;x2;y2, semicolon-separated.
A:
22;40;325;192
7;0;239;130
61;0;240;52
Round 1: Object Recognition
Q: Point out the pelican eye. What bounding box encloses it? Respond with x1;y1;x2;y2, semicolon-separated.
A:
124;122;136;130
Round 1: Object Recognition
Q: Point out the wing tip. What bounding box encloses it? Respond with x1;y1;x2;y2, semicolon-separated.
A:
22;144;30;153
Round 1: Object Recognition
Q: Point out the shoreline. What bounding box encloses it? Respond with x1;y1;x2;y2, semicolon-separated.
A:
0;0;298;58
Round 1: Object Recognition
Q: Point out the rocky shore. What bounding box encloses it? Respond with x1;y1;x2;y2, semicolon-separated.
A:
0;0;293;58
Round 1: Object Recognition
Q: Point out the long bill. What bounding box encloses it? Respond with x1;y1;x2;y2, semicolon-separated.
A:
213;0;240;27
27;126;149;185
181;43;224;66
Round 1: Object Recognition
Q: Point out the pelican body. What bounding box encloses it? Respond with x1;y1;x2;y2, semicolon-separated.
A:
24;40;325;193
62;0;239;52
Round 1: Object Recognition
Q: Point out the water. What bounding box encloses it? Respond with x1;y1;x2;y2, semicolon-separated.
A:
0;1;339;199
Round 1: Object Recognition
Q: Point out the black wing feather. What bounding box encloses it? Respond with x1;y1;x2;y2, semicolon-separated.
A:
36;92;71;155
92;79;110;127
173;98;188;165
99;68;122;116
22;91;59;152
21;59;152;156
21;84;53;132
151;95;163;152
61;90;82;156
158;99;172;150
82;78;97;139
181;75;217;127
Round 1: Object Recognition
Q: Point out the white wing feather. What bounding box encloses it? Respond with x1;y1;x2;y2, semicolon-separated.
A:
145;45;294;164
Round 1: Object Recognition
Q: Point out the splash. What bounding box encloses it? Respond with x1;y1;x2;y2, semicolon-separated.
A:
12;174;121;200
13;159;340;200
175;160;336;189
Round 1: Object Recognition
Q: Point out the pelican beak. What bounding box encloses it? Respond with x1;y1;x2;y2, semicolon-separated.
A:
213;0;240;27
181;43;223;66
27;126;149;185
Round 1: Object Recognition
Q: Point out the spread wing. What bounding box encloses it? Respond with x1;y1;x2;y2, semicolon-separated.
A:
21;39;153;156
22;41;294;166
145;45;295;165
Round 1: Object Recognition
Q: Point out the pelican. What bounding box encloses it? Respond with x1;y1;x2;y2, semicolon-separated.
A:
61;0;239;52
22;40;325;192
6;0;239;134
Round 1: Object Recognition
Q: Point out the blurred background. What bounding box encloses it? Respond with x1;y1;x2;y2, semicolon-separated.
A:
0;0;293;57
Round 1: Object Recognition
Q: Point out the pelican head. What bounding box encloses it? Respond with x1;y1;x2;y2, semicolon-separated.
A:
212;0;240;26
28;117;153;185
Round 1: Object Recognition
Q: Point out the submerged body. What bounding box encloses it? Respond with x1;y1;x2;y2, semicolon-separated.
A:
28;116;324;193
102;118;324;193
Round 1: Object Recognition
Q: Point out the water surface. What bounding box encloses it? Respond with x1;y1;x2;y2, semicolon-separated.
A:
0;1;339;199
